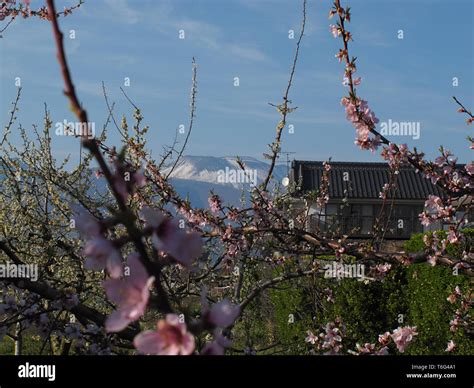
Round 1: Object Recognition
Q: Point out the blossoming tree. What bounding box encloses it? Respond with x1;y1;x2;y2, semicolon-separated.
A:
0;0;471;356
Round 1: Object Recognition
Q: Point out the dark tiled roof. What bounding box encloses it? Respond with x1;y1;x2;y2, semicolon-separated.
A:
291;161;445;200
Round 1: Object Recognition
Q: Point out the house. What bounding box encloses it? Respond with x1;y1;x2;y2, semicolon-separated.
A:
289;161;447;240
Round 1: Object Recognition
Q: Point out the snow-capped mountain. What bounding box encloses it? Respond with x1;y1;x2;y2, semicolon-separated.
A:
163;156;287;208
163;156;287;187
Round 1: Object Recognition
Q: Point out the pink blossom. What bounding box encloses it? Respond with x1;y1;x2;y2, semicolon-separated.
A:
178;206;208;227
152;218;202;268
445;340;456;352
208;194;222;213
223;225;233;241
381;143;408;168
450;317;460;332
435;155;447;167
206;299;240;328
419;212;433;227
103;253;154;332
353;77;361;85
378;331;391;346
83;237;123;278
424;170;440;185
134;314;195;355
140;207;203;268
335;49;347;62
465;163;474;175
355;135;381;152
379;183;390;199
425;195;443;210
391;326;418;353
324;288;335;303
341;97;381;151
321;322;344;353
0;0;15;21
447;229;459;244
447;293;457;304
341;97;350;106
345;62;356;77
372;263;392;279
454;285;462;296
427;255;437;266
227;209;239;221
419;195;449;226
305;330;318;345
74;208;101;238
201;289;240;328
443;165;453;175
329;24;340;38
0;9;9;21
356;343;375;354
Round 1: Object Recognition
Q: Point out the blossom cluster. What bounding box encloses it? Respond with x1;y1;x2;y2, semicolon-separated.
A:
330;4;382;152
419;195;455;228
306;318;345;355
0;0;81;24
307;318;418;355
380;143;409;170
351;326;418;355
316;161;331;208
370;263;392;280
445;285;471;353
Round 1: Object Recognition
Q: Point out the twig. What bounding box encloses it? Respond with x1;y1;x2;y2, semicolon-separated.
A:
102;82;126;139
452;96;474;119
262;0;306;190
1;87;21;146
166;57;198;180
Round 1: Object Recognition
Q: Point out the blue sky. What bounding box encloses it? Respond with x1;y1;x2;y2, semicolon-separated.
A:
1;0;473;167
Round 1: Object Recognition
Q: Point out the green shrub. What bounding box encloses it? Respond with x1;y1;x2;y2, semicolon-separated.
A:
404;228;474;259
270;278;313;354
405;264;472;355
315;267;408;349
271;262;472;355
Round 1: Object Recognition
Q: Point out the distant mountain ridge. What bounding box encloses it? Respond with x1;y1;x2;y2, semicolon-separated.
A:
162;155;287;208
1;156;286;209
163;155;286;186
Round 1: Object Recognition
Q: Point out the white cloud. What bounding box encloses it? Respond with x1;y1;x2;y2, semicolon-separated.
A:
171;18;220;50
103;0;140;25
228;45;266;62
